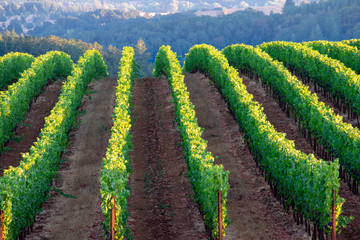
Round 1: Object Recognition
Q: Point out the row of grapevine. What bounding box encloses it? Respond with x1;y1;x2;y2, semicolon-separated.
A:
100;47;137;239
154;46;229;238
304;41;360;74
184;44;342;232
342;39;360;49
259;41;360;117
259;41;360;183
0;52;35;89
0;50;107;239
0;51;73;151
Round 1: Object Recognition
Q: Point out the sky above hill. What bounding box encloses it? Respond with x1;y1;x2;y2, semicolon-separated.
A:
2;0;320;13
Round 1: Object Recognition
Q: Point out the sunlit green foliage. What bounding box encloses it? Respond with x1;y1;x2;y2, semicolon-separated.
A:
0;52;35;89
260;41;360;116
0;51;73;151
342;39;360;50
305;41;360;74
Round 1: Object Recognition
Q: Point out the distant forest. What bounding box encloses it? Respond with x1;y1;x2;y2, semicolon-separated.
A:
1;0;360;64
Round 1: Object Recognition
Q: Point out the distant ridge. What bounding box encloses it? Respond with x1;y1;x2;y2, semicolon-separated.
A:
1;0;320;13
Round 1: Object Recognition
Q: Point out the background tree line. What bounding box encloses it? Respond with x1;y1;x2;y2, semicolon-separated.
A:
0;31;153;76
0;0;360;76
0;31;123;75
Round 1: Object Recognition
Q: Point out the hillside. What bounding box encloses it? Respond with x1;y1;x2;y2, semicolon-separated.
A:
0;0;358;75
24;0;360;64
1;0;320;13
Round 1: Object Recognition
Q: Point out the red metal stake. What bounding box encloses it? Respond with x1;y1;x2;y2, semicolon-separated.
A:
218;190;223;240
111;196;115;240
1;210;3;240
332;189;336;240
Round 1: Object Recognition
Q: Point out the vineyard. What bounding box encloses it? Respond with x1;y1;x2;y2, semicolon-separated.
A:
0;39;359;240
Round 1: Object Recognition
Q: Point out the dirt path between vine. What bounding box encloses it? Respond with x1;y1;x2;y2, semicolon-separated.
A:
184;72;309;240
128;77;208;239
0;79;64;175
239;73;360;240
26;76;117;240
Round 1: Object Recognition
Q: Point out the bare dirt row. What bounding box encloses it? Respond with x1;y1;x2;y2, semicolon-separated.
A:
184;72;309;240
7;75;208;240
128;77;208;239
0;79;64;175
3;69;358;239
26;76;117;240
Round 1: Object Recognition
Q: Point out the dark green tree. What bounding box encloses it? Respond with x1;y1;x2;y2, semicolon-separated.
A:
284;0;295;8
135;38;153;77
283;0;296;14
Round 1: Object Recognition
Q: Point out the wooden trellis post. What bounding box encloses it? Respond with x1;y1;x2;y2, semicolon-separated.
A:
1;210;4;240
218;190;223;240
332;189;336;240
111;196;115;240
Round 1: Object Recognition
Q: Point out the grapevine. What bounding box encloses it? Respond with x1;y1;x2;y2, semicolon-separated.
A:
0;50;107;240
154;45;229;239
100;47;137;239
305;41;360;74
0;51;73;150
0;52;35;89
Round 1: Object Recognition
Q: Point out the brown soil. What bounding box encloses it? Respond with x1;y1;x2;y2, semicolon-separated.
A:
184;72;309;240
128;77;208;240
239;73;360;240
0;80;64;175
25;76;117;240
